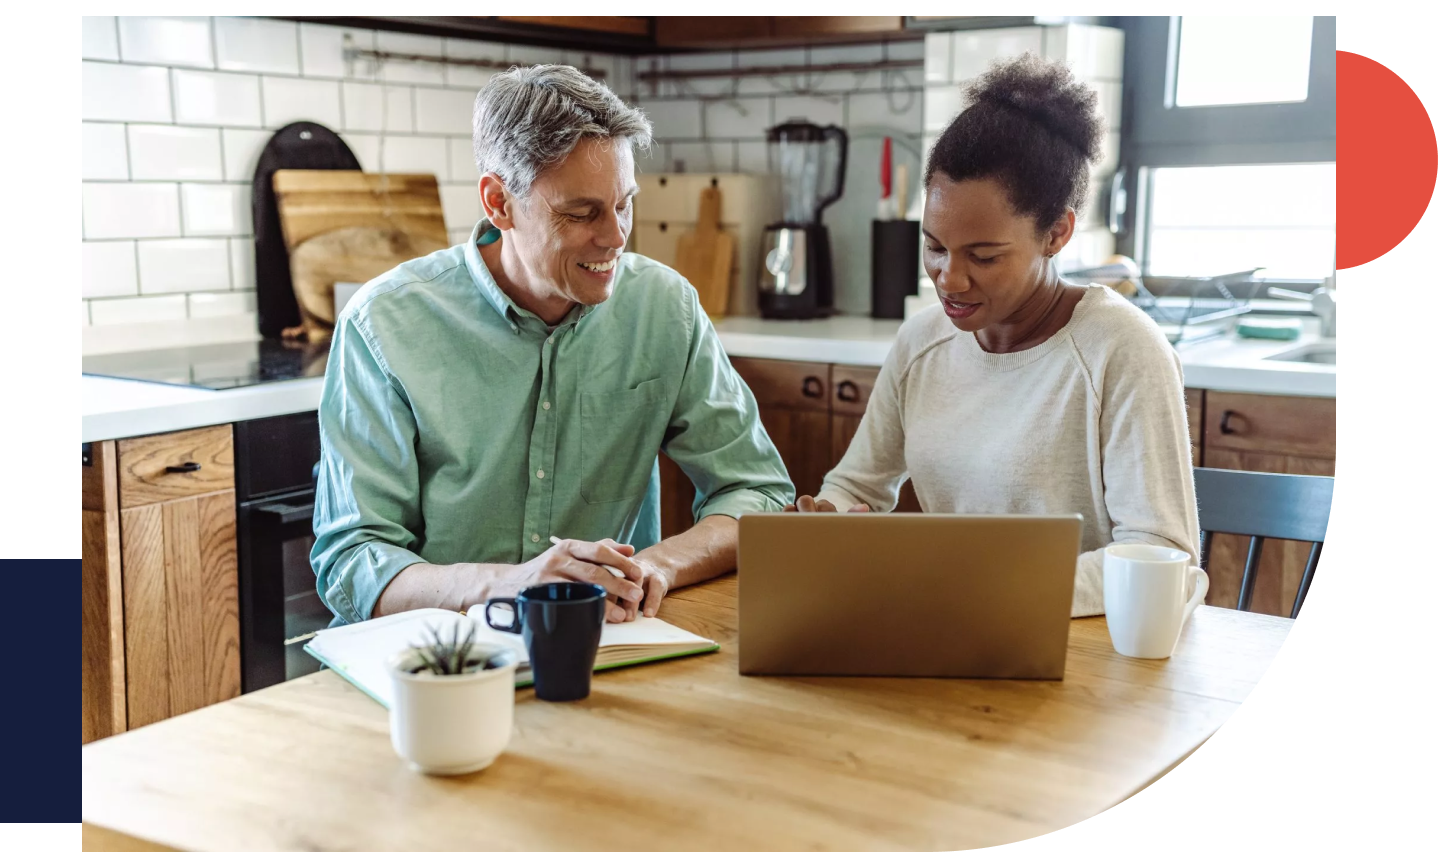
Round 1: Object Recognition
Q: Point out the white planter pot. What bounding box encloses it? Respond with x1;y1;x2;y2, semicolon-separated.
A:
387;644;518;775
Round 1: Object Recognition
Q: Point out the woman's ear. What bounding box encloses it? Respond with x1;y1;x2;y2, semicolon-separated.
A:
479;173;515;230
1045;209;1078;258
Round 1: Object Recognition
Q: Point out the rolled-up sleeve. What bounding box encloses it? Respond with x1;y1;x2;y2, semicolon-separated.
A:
662;286;795;520
310;314;428;624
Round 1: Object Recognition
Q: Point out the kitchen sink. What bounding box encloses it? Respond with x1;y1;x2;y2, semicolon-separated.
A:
1265;342;1336;365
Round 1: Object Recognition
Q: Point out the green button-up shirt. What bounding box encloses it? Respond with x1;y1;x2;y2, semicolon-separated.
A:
311;220;794;624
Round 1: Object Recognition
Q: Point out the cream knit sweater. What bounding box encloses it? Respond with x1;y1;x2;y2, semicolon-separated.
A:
817;284;1205;617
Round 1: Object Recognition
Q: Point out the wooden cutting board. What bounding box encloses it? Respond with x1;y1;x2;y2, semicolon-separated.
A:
673;186;735;319
271;171;451;341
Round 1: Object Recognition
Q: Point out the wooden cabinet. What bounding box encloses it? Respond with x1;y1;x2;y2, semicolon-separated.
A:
1197;392;1336;618
654;16;906;48
659;358;916;539
81;425;242;741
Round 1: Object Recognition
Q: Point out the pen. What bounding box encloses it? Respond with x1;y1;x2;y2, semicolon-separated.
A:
549;536;627;578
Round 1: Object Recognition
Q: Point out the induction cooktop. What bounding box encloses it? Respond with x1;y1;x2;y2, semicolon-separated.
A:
82;338;331;390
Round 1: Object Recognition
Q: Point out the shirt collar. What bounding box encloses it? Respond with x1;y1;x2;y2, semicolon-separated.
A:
462;219;600;335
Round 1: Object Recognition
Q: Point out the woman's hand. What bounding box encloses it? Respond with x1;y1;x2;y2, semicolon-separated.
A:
783;494;872;513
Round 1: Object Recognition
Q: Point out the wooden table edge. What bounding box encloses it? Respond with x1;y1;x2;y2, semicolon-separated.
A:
82;822;180;852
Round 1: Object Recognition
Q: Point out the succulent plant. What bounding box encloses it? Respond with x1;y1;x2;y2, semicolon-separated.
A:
407;620;507;676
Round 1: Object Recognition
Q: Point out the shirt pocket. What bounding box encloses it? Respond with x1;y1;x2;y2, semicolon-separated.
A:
579;378;669;505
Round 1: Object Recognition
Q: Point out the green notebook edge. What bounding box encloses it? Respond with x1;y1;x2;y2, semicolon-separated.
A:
303;639;721;708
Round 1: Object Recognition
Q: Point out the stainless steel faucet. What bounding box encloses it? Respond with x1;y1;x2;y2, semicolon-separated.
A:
1269;283;1337;338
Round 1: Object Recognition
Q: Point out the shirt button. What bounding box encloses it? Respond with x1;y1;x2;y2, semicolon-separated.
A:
536;470;545;479
531;533;540;543
542;401;551;410
547;337;555;345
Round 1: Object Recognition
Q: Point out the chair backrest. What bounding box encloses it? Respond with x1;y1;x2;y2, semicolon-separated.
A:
1193;467;1334;618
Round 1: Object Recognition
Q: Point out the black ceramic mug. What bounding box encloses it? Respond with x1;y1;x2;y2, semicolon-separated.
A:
485;582;606;702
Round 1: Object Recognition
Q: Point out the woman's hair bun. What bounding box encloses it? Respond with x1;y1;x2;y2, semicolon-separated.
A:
965;52;1104;162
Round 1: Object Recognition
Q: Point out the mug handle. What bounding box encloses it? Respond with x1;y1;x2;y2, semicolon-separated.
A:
485;598;522;634
1181;567;1209;626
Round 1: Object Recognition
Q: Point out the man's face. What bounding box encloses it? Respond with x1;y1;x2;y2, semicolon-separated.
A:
503;137;638;309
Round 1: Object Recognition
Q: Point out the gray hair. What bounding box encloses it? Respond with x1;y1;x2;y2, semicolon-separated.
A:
471;64;653;198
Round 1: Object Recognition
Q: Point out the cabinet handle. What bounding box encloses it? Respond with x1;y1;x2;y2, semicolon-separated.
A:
836;380;860;403
165;461;202;474
801;376;823;399
1218;410;1239;435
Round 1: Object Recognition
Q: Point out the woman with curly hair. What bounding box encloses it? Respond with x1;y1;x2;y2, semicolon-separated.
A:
789;53;1204;617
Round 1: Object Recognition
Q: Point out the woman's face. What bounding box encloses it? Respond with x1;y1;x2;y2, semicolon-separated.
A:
921;173;1057;332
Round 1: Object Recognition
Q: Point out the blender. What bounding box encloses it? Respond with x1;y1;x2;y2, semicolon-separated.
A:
758;120;848;320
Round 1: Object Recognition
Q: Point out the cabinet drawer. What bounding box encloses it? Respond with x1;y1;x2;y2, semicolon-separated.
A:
118;425;235;509
831;365;880;418
1204;392;1335;460
730;357;831;413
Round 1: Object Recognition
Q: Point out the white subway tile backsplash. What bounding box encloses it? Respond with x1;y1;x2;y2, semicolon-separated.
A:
644;100;703;140
439;183;481;231
635;141;668;177
1093;79;1122;131
606;55;635;101
342;82;414;133
414;88;474;135
181;183;252;236
811;44;884;66
375;136;449;181
923;83;970;133
774;95;843;128
734;47;805;95
127;125;224;181
90;294;188;325
848;90;923;135
449;138;479;182
299;22;377;80
215;17;301;75
507;44;566;68
189;290;257;318
83;183;180;239
118;16;213;68
951;27;1044;80
137;239;231;294
83;61;171;122
262;76;343;129
172;69;263;126
222;128;272;181
1097;130;1121;174
82;17;119;61
670;142;734;174
735;141;769;174
924;32;952;84
1055;24;1125;81
886;39;927;62
443;38;506;88
229;238;256;288
703;98;772;139
341;133;380;171
82;241;138;298
82;123;129;180
376;31;447;85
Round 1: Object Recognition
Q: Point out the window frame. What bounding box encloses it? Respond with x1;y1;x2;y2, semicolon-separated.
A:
1114;15;1336;283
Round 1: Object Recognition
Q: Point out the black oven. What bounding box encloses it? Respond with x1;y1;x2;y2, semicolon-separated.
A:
234;411;331;693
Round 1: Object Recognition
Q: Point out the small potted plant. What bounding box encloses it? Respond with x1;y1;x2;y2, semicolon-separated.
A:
387;620;518;775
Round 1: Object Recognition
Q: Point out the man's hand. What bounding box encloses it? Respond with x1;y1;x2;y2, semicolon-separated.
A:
629;558;674;620
507;538;645;623
783;494;872;513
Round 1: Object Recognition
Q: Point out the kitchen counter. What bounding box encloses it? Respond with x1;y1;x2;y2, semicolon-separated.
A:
83;316;1334;442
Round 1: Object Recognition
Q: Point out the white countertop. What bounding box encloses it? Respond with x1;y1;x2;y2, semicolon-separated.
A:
83;316;1334;442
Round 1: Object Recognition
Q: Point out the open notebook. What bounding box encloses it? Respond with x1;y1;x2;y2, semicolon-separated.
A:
304;608;719;708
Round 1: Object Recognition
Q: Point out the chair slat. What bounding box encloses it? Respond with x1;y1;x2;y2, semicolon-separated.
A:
1291;541;1323;618
1237;536;1264;612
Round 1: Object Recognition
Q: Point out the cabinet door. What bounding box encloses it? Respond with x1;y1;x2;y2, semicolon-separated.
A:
121;489;241;728
730;358;832;500
82;441;126;743
1184;388;1204;468
831;365;921;512
1204;392;1335;460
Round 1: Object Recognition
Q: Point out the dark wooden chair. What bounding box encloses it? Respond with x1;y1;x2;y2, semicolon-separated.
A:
1194;467;1334;618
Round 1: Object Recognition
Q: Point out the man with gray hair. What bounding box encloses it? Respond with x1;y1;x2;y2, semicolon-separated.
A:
311;65;793;626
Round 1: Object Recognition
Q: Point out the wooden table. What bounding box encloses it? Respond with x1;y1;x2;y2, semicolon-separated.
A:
82;576;1291;851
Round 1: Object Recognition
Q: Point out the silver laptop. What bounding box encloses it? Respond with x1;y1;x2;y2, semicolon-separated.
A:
737;513;1083;680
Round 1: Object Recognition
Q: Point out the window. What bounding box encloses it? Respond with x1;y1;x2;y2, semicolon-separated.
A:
1116;17;1335;281
1173;17;1314;107
1143;163;1335;279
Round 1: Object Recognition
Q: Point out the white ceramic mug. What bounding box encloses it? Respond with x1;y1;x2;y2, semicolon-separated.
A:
1103;544;1207;659
387;644;518;775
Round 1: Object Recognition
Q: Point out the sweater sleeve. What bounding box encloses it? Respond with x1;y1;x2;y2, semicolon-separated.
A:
1070;329;1206;617
817;342;912;512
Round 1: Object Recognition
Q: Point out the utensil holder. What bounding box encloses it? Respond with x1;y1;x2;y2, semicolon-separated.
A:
871;220;920;320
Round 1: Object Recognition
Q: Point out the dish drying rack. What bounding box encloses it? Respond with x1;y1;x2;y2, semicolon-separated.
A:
1062;264;1261;346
